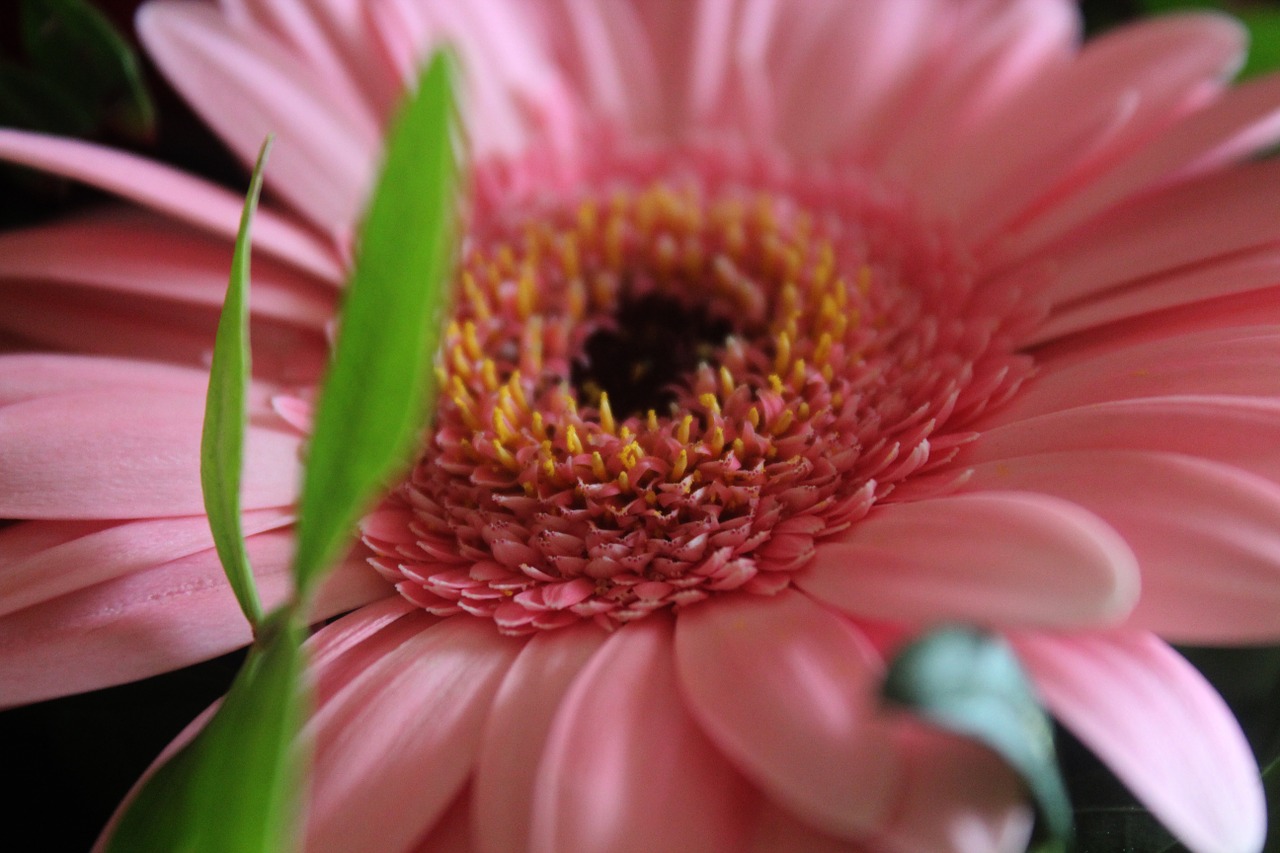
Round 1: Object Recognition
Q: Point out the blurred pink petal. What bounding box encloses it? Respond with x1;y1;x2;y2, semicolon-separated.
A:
531;615;755;853
1013;632;1266;853
675;590;895;837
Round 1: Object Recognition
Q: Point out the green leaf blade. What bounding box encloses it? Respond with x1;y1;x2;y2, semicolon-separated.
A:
105;607;309;853
882;625;1074;842
20;0;156;140
292;51;460;595
201;137;273;629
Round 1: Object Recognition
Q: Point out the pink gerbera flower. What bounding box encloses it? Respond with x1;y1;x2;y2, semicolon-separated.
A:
2;1;1279;850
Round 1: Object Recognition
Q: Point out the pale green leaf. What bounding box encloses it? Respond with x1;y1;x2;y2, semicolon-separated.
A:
882;625;1073;842
105;607;308;853
201;137;272;629
291;50;459;595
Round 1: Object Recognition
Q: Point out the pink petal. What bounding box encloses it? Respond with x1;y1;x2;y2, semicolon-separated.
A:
0;209;333;327
0;129;341;282
1030;248;1280;345
967;450;1280;643
962;9;1254;249
0;509;291;616
303;616;520;853
473;623;608;853
967;395;1280;483
138;1;380;232
531;614;755;853
0;353;289;421
874;721;1035;853
798;492;1139;628
0;531;385;706
0;391;300;518
0;277;327;383
772;0;941;160
1011;632;1265;853
221;0;400;120
996;327;1280;422
674;590;896;838
0;353;209;406
880;0;1078;188
939;13;1244;233
304;595;434;707
1032;155;1280;307
999;69;1280;266
408;786;474;853
745;802;859;853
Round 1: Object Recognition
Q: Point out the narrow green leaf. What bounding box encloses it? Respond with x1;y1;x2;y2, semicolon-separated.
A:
882;625;1073;842
201;137;272;630
1237;10;1280;80
20;0;156;140
105;606;309;853
291;51;459;595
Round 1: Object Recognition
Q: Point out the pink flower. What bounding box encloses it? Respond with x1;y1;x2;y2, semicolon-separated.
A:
1;1;1278;851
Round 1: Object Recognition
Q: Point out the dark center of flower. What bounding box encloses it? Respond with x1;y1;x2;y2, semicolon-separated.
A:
570;292;736;418
359;157;1034;635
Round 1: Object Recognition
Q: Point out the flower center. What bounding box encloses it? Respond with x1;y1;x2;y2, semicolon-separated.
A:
570;292;734;418
360;156;1033;634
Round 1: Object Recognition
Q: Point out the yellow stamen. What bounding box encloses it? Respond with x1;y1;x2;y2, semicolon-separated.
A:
599;392;616;435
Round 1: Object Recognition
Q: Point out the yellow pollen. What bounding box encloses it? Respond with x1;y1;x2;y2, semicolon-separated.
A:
577;200;598;234
747;406;761;428
814;333;833;366
565;424;583;455
506;372;529;411
617;470;631;491
768;374;784;394
676;414;694;444
521;317;544;374
462;272;491;321
773;409;794;434
599;392;616;435
566;276;587;320
492;439;520;471
560;234;581;281
462;321;482;361
699;393;721;417
731;437;745;457
481;359;500;392
516;269;537;319
451;344;472;378
708;426;725;456
491;406;517;443
591;451;608;480
496;245;516;275
833;277;849;309
671;449;689;481
790;358;807;387
531;410;548;441
619;441;643;469
718;365;735;396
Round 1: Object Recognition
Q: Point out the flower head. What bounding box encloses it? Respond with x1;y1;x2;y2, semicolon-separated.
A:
1;1;1279;851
